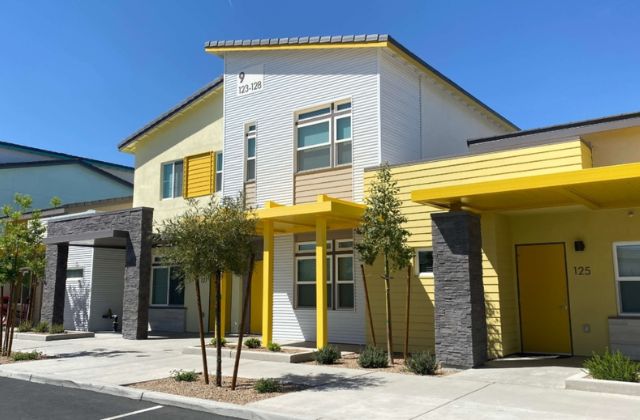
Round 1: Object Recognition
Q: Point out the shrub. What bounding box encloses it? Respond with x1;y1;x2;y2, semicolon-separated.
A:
17;320;32;332
405;351;439;375
49;324;65;334
314;345;340;365
584;349;640;382
11;350;41;361
210;337;227;347
34;321;49;333
267;342;281;352
244;337;261;349
254;378;282;393
171;369;198;382
357;345;388;368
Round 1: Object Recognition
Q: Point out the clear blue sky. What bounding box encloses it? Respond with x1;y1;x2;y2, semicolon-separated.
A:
2;0;639;166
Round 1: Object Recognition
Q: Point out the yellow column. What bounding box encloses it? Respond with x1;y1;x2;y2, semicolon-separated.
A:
262;221;274;347
316;217;328;348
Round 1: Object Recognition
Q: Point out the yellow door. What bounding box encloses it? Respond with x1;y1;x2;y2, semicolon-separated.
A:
250;261;263;334
516;243;572;354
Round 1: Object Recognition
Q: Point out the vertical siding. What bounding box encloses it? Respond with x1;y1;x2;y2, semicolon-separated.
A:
379;50;422;165
89;248;125;331
222;49;380;206
64;245;94;331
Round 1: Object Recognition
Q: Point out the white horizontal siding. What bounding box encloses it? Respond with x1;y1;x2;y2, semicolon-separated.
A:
223;49;380;206
64;245;94;331
89;248;125;331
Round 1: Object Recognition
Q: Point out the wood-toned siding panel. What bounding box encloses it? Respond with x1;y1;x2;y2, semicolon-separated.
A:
294;167;353;204
244;182;257;208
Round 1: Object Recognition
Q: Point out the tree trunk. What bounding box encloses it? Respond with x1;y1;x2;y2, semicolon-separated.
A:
215;271;222;387
384;255;394;365
27;275;36;323
7;280;18;356
3;282;14;355
360;264;376;347
404;265;411;361
231;254;255;390
0;285;4;355
194;279;210;384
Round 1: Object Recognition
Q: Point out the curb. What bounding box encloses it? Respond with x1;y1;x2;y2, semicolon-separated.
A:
565;371;640;397
0;370;308;420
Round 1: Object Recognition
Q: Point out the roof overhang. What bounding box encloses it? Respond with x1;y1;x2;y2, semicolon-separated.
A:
411;162;640;212
255;195;365;234
45;229;129;245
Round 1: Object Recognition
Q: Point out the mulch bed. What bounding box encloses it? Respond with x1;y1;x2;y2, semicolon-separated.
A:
0;352;50;365
208;344;305;355
304;352;455;376
129;375;306;405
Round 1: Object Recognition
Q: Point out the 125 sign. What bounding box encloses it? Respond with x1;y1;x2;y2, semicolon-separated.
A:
237;64;264;96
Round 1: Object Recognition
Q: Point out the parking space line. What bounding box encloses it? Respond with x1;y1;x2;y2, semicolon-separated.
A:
100;405;163;419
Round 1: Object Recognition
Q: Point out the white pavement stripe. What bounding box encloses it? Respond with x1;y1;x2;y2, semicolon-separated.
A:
100;405;163;420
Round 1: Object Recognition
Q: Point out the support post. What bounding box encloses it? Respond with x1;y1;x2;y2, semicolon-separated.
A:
315;217;328;348
261;221;274;347
41;244;69;326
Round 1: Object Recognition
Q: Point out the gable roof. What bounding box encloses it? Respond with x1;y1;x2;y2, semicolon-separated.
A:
204;34;517;131
118;76;224;152
0;139;132;171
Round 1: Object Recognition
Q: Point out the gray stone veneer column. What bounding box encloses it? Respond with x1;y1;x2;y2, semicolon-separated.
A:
40;244;69;326
432;211;487;368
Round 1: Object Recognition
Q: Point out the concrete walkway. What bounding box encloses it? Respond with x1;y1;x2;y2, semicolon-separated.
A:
2;333;640;419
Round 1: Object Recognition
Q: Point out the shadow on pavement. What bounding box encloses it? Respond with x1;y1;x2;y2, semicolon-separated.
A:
279;372;385;391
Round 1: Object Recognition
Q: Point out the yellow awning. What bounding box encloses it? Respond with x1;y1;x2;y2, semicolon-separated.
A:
255;194;365;234
411;162;640;212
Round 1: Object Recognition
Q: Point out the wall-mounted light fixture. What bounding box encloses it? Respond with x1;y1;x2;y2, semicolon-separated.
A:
574;240;586;252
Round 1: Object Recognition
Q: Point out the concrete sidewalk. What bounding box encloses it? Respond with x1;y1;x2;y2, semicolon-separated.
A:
2;334;639;419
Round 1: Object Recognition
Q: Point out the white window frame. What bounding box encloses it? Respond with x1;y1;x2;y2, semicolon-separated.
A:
246;124;257;182
161;160;183;199
151;266;185;307
335;253;355;310
215;152;223;193
295;255;332;309
66;268;84;279
415;248;434;277
294;100;352;173
612;241;640;316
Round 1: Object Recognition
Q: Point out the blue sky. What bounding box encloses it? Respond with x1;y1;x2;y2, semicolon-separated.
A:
2;0;639;166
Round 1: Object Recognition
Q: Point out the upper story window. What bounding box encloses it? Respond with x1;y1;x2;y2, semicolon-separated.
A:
215;152;223;192
295;100;352;172
246;124;256;182
614;242;640;315
162;160;183;199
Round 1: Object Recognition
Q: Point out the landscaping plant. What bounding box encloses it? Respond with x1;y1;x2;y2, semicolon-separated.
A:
170;369;198;382
355;164;413;365
11;350;41;361
244;338;261;349
267;342;281;352
314;345;340;365
49;324;65;334
210;336;227;347
405;351;439;375
358;345;389;368
254;378;282;393
34;321;49;333
584;349;640;382
17;320;32;332
156;195;256;386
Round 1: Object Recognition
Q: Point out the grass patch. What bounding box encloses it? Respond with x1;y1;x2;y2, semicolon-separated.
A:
267;342;281;352
170;369;198;382
254;378;282;393
210;337;227;347
313;345;340;365
11;350;42;361
358;345;388;368
17;320;32;332
244;338;261;349
405;351;439;375
33;321;49;333
584;349;640;382
49;324;65;334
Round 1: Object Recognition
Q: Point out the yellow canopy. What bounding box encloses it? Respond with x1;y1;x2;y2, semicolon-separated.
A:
411;162;640;212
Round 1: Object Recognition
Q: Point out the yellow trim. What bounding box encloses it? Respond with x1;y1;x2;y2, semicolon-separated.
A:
411;161;640;210
261;220;274;347
315;217;328;348
205;41;389;55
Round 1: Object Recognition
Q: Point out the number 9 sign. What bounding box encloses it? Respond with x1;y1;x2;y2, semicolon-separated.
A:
236;64;264;97
238;72;245;83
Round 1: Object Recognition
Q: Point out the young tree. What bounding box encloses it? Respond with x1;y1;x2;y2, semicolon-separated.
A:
156;195;256;386
0;194;47;356
355;163;413;365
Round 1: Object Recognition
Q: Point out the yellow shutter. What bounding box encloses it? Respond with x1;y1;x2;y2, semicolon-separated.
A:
184;152;214;198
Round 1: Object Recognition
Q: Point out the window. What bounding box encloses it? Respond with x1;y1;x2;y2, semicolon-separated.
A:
296;101;352;172
246;124;256;182
66;268;84;279
295;239;354;310
215;152;223;192
151;266;185;306
614;242;640;314
416;249;434;276
162;161;183;199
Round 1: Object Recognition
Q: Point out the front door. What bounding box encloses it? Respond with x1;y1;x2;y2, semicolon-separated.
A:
516;243;572;354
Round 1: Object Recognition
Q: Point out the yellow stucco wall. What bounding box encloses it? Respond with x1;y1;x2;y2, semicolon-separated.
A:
130;88;223;223
363;139;590;356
